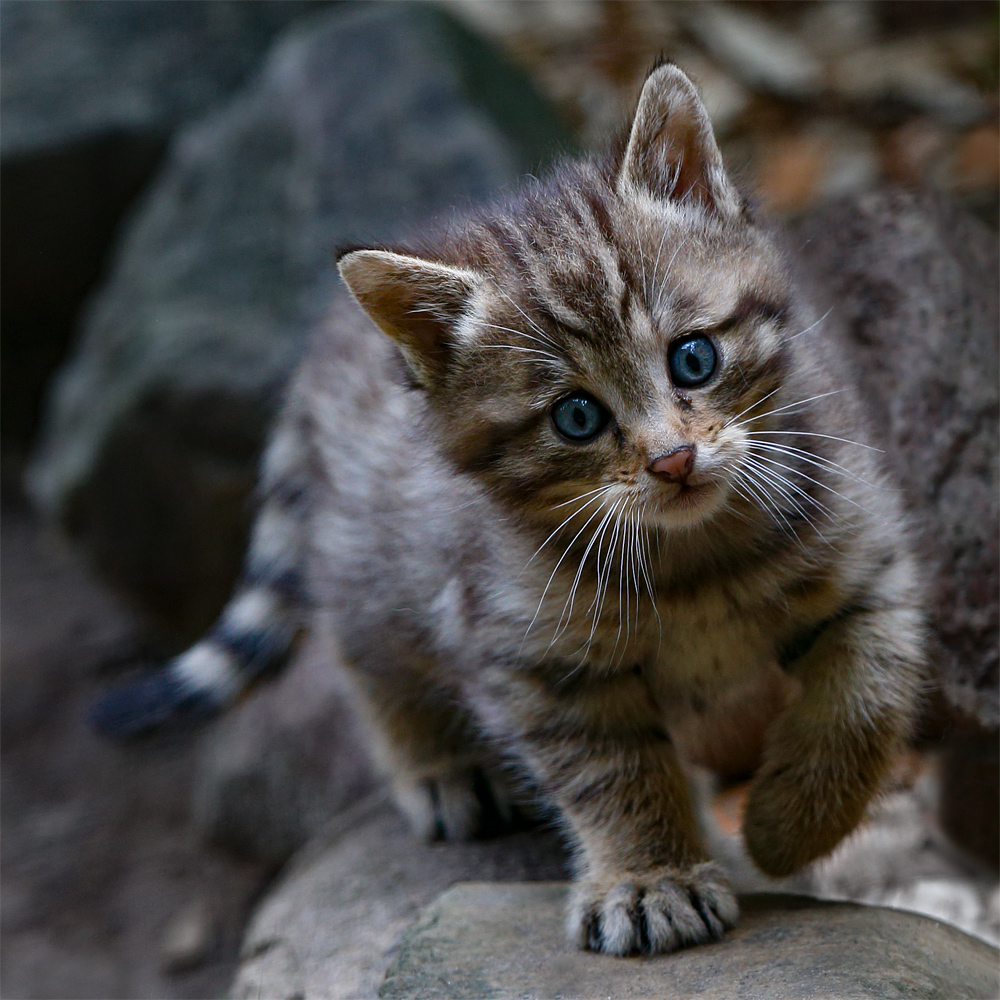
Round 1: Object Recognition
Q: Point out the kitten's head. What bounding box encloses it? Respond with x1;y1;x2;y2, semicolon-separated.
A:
340;63;794;534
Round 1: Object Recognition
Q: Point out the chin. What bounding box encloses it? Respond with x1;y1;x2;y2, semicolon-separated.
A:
648;481;729;530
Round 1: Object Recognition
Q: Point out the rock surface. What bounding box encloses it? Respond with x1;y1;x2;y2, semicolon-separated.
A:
0;0;326;158
0;495;269;1000
230;798;568;1000
192;623;377;864
792;189;999;729
230;759;1000;1000
792;188;998;867
26;2;570;635
1;0;326;459
380;884;1000;1000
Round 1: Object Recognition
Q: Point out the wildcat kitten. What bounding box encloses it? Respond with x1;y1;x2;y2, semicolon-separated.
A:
92;63;925;956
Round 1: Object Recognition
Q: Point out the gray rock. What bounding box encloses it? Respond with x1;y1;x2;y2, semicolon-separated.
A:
380;884;1000;1000
682;3;823;100
230;797;568;1000
26;3;571;634
1;1;327;460
791;189;998;868
192;625;377;864
159;896;215;975
0;495;140;747
0;0;326;159
791;190;999;730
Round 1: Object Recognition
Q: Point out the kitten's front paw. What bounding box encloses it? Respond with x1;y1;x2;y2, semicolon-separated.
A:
744;754;874;877
569;862;738;956
392;766;526;841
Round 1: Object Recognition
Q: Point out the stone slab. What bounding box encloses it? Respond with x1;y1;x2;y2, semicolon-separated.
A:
230;798;568;1000
380;883;1000;1000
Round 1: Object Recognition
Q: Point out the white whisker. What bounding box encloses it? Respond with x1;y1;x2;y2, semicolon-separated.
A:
747;440;883;489
493;287;557;347
654;235;690;319
480;321;561;353
787;307;833;340
740;454;835;524
520;495;613;652
727;389;845;432
548;484;618;511
746;429;882;453
520;486;615;577
549;497;622;650
749;452;876;516
478;345;561;365
724;385;783;429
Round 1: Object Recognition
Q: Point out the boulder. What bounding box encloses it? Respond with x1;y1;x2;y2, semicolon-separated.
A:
1;0;327;459
380;884;1000;1000
26;3;571;635
791;189;999;866
229;797;569;1000
792;190;998;731
0;0;328;159
192;626;377;864
229;793;997;1000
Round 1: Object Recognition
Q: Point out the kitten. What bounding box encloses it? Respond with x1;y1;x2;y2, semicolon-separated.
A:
92;63;925;956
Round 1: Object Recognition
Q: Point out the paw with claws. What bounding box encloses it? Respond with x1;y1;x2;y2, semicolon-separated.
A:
569;862;738;956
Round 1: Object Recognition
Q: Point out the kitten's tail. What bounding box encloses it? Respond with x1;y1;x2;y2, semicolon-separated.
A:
89;413;312;740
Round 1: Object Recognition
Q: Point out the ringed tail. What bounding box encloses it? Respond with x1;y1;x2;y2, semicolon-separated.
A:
89;411;312;740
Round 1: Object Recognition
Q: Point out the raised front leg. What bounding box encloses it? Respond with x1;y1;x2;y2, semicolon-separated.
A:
472;666;738;956
744;602;924;876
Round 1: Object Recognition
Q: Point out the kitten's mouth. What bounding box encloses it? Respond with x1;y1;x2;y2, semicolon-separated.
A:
669;482;708;504
652;479;723;524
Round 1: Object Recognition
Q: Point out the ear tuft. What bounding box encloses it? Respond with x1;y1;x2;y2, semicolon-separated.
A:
338;250;480;387
618;63;740;217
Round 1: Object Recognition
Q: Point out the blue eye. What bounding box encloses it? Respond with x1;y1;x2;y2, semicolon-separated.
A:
669;335;717;388
551;393;610;442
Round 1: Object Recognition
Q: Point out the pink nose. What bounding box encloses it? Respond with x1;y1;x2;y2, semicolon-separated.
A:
648;445;695;484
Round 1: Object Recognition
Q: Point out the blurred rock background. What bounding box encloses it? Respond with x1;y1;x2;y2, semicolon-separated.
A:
2;2;997;998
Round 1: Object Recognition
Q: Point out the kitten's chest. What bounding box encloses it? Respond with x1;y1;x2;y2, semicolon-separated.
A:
539;577;782;702
645;587;779;706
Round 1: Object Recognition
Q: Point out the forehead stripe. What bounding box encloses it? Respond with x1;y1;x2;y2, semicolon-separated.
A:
678;293;791;338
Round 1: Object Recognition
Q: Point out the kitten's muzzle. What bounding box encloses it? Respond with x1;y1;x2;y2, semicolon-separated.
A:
648;445;695;484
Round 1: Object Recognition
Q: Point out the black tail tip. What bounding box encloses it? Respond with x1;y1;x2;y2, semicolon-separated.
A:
88;670;219;741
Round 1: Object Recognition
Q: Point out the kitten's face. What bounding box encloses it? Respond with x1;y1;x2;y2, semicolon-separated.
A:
444;203;792;533
340;64;793;535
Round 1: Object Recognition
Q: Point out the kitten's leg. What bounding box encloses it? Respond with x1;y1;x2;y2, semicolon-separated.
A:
347;667;521;841
743;600;924;877
472;667;738;956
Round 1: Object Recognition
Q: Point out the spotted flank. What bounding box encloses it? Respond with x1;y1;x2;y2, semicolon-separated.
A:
89;421;310;740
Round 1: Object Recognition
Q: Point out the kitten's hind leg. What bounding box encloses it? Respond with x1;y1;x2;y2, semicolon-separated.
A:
345;663;527;841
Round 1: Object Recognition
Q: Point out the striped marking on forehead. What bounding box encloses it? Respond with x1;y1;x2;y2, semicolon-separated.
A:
477;184;638;348
669;289;792;336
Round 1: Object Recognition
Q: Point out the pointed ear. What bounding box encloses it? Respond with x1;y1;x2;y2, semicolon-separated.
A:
338;249;480;386
618;63;741;217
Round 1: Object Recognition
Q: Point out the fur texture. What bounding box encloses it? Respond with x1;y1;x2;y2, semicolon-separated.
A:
92;64;925;955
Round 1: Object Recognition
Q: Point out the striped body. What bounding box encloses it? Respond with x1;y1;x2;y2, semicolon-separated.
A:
92;65;925;957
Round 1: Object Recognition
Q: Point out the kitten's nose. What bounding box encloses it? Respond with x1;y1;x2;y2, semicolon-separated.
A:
648;445;695;484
